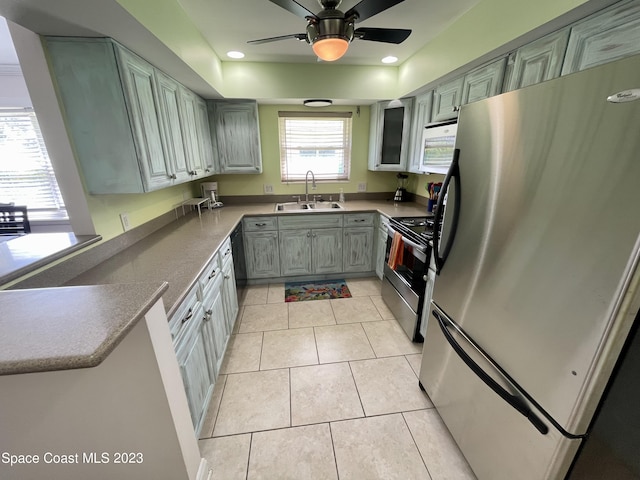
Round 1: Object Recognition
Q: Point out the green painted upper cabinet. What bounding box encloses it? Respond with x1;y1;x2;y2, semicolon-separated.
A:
45;37;213;194
209;100;262;174
195;96;218;175
503;29;570;92
154;70;191;184
368;98;414;172
461;58;507;104
561;0;640;75
178;86;206;178
432;77;464;122
407;91;433;174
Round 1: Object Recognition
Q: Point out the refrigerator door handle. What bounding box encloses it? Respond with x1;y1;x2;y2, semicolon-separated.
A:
433;149;461;274
433;308;550;435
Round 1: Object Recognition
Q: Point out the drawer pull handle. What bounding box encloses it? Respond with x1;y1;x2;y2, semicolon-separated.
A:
208;270;217;279
255;223;267;227
354;219;366;222
181;308;193;324
225;248;231;256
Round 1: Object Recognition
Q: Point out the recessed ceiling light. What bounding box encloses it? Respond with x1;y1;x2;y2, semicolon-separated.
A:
227;51;245;59
303;99;333;107
381;56;398;64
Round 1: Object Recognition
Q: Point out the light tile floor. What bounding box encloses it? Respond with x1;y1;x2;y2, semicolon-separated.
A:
199;277;476;480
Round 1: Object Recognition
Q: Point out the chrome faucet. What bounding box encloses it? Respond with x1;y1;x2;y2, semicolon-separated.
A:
305;170;316;202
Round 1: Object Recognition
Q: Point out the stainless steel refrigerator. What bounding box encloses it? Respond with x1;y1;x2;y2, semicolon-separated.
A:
419;53;640;480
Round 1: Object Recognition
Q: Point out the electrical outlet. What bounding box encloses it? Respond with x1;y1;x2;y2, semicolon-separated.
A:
264;184;274;194
357;182;367;192
120;213;131;232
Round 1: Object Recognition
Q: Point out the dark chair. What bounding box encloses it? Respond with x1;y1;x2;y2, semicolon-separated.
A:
0;205;31;235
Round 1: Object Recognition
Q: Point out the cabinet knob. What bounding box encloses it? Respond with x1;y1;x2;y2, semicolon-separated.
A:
423;275;428;281
224;274;230;279
307;232;311;237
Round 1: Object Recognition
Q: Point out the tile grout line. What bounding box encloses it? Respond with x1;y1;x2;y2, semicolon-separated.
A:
328;422;341;480
347;361;368;418
400;411;434;480
245;432;253;480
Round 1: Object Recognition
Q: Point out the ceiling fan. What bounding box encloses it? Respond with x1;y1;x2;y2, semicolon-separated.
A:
247;0;411;62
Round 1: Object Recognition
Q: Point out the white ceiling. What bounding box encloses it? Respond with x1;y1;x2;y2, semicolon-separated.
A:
177;0;480;65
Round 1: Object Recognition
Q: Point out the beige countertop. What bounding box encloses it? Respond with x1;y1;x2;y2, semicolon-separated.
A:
0;282;168;375
66;200;428;318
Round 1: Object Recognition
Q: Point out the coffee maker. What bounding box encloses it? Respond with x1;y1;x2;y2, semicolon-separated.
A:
201;181;223;208
393;173;408;202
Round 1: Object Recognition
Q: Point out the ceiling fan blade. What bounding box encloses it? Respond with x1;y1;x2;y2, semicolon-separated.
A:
268;0;317;19
247;33;308;45
345;0;406;22
354;27;411;44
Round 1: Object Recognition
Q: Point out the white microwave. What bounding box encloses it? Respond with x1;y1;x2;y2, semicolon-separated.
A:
419;121;458;174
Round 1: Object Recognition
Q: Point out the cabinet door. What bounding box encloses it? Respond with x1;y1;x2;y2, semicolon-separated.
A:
196;96;217;175
177;313;213;429
211;100;262;174
245;231;281;278
407;91;433;174
561;0;640;75
221;258;239;334
279;230;312;276
204;285;228;376
432;76;464;122
504;29;570;91
312;228;343;274
154;70;189;183
375;227;388;280
343;227;374;272
178;87;205;178
462;58;507;104
116;47;172;191
368;98;414;171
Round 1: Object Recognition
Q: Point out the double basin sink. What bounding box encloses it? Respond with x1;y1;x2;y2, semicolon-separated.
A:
275;201;344;212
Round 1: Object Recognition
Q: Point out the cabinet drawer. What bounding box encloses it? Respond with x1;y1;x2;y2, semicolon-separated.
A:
218;237;233;267
169;284;201;343
344;213;375;227
197;253;221;295
243;216;278;231
278;214;343;230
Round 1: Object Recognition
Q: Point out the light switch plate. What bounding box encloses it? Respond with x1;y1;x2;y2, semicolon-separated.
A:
120;213;131;232
357;182;367;192
264;184;274;194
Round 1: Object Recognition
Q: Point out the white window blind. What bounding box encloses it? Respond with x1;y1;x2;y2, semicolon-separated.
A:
0;108;66;219
278;111;352;182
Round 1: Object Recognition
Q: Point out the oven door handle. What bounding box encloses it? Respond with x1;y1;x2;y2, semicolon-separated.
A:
433;148;461;274
386;226;427;254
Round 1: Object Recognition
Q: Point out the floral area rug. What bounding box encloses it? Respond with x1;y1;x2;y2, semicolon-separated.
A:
284;279;352;302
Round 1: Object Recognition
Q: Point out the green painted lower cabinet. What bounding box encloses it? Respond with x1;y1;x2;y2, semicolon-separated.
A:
174;303;213;433
312;228;343;274
344;227;374;272
244;231;281;279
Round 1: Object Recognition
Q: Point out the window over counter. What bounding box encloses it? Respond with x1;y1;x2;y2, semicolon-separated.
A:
0;107;67;221
278;111;352;182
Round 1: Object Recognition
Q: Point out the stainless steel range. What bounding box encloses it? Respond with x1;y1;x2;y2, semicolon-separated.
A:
381;216;433;342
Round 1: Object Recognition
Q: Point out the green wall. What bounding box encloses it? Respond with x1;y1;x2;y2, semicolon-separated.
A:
211;104;397;198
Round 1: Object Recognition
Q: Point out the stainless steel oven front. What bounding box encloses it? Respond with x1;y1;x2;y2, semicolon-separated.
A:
382;218;431;342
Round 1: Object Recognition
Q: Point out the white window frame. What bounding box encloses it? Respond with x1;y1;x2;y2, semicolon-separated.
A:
0;107;67;220
278;111;352;182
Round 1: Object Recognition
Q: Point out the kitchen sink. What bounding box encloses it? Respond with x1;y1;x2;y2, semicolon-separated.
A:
274;201;344;212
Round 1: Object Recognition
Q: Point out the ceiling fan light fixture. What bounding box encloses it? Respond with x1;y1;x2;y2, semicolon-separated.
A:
312;37;349;61
303;99;333;107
